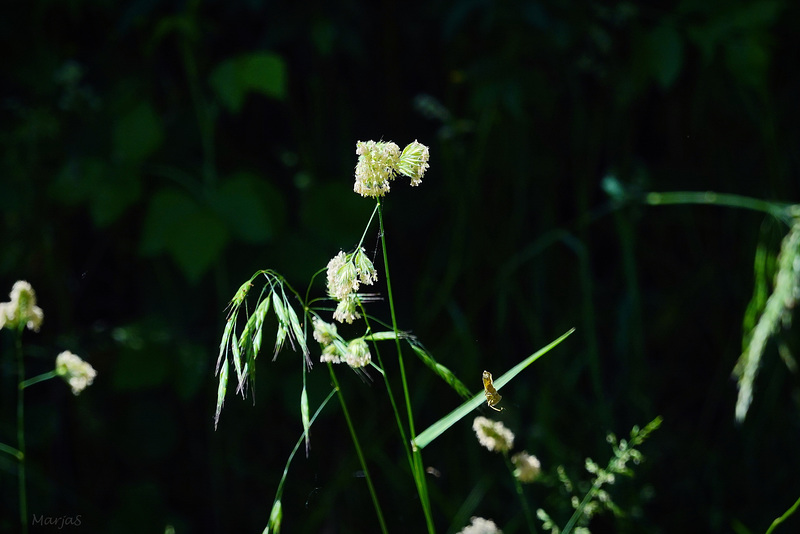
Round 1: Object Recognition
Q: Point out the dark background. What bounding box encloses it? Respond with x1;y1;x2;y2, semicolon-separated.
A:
2;0;800;532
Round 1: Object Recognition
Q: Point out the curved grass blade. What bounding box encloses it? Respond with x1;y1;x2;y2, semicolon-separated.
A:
412;327;575;450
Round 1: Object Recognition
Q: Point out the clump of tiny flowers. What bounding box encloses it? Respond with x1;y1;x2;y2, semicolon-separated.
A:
473;416;515;453
0;280;44;332
55;351;97;395
456;516;503;534
512;451;542;483
354;139;430;197
326;248;378;324
313;317;372;369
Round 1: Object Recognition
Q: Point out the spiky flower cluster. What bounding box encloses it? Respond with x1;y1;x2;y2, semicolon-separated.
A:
313;317;372;369
55;350;97;395
326;248;378;324
354;139;430;197
0;280;44;332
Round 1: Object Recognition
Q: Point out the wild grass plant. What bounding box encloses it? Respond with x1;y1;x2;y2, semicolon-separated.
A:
0;281;97;534
213;141;662;533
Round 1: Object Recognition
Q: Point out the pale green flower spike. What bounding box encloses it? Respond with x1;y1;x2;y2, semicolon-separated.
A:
55;351;97;395
397;140;430;186
0;280;44;332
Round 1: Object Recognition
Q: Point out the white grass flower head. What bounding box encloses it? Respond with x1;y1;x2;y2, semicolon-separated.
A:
511;451;542;483
333;293;362;324
472;416;514;453
397;140;430;186
320;343;343;364
55;351;97;395
354;140;401;198
353;247;378;285
312;316;338;346
456;516;503;534
344;338;371;368
0;280;44;332
327;251;359;300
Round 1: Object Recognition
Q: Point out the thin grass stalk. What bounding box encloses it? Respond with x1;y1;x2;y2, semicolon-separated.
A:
327;364;388;534
359;310;414;469
644;191;793;224
561;478;603;534
265;388;337;533
503;454;537;534
377;199;435;533
764;494;800;534
16;328;28;534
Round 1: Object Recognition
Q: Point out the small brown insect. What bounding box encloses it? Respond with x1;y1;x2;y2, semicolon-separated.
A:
482;370;504;411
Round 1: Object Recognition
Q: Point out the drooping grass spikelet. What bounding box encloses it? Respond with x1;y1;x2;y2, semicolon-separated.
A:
734;220;800;422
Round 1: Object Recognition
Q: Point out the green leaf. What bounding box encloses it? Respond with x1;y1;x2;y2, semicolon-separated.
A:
648;24;683;90
89;166;142;227
214;172;284;243
113;101;164;162
139;188;229;282
413;327;575;450
210;52;287;113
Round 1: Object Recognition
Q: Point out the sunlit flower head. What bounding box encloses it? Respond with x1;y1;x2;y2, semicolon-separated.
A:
345;338;371;368
456;516;503;534
353;247;378;285
333;293;362;324
312;316;338;346
320;343;343;364
0;280;44;332
472;416;514;453
327;251;359;301
512;451;542;483
397;140;430;186
55;351;97;395
354;140;401;198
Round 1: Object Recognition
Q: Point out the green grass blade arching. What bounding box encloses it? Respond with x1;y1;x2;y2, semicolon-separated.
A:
412;327;575;450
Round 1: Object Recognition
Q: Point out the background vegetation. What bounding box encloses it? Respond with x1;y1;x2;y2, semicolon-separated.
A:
2;0;799;532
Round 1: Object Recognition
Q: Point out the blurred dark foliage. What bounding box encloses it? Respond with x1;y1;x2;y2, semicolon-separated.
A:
2;0;800;532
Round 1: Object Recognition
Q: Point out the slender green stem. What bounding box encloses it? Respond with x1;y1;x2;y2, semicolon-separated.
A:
267;388;337;526
16;328;28;534
504;454;537;533
377;199;435;533
562;479;602;534
20;370;58;389
327;364;388;534
765;494;800;534
644;191;794;224
359;309;413;468
357;203;381;250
